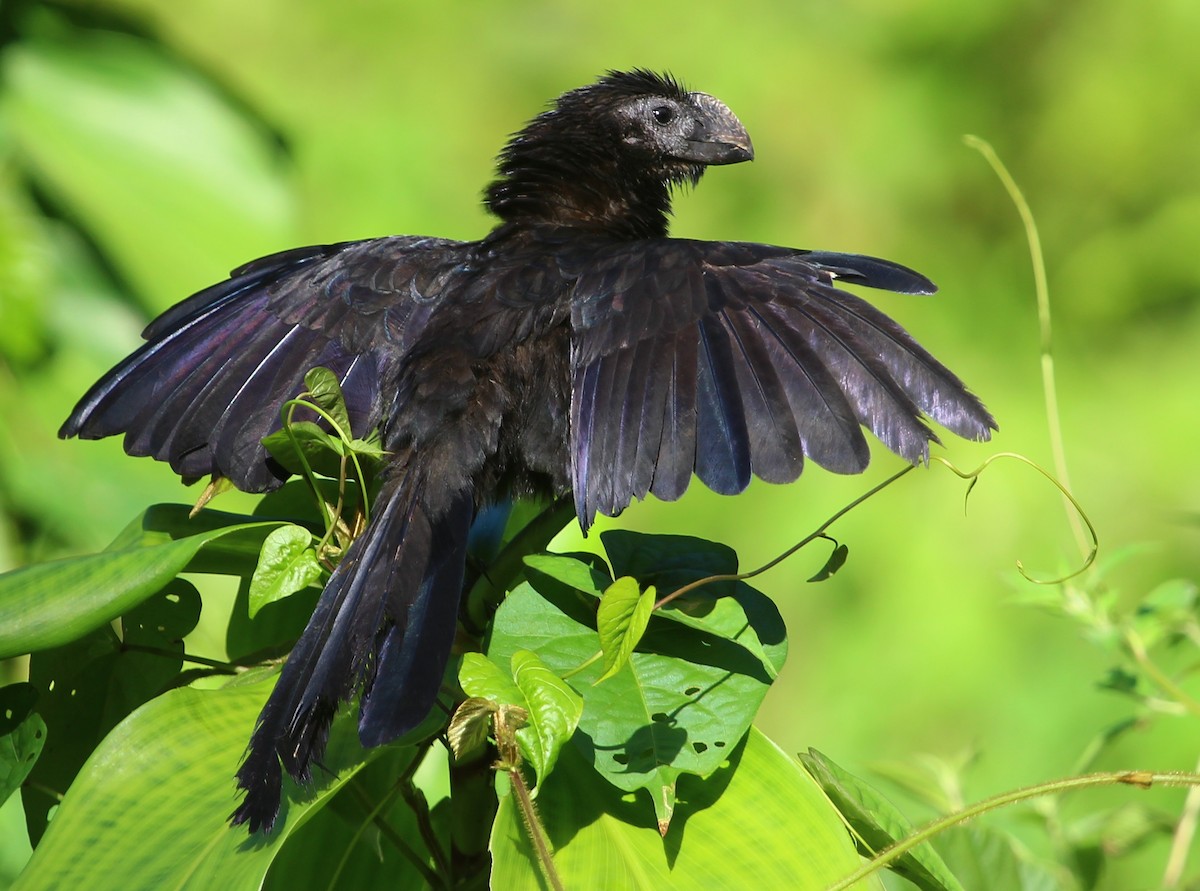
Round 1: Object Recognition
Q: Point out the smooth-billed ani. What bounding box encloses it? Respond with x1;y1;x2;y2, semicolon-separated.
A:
60;69;996;832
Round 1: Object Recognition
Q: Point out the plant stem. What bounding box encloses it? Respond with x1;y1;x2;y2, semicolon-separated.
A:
655;466;915;609
826;770;1200;891
345;778;447;889
120;643;237;673
507;767;564;891
1124;629;1200;720
1163;754;1200;887
964;135;1089;561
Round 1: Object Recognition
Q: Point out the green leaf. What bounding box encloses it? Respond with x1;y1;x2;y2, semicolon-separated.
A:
600;531;787;679
491;728;877;890
596;577;656;683
261;420;347;479
489;571;781;833
458;652;582;784
460;652;524;705
22;581;203;843
261;747;438;890
509;650;583;781
0;683;46;808
800;749;965;891
12;674;385;891
248;524;324;619
346;434;386;463
523;552;611;597
303;366;351;435
809;542;850;582
0;506;283;658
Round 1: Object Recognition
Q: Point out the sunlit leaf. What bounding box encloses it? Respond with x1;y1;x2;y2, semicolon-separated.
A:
509;649;583;781
459;651;582;784
595;577;655;683
491;729;874;890
248;524;323;619
11;674;385;891
489;554;783;833
0;506;281;658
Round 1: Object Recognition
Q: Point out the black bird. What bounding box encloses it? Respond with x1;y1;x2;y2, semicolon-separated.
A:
60;69;995;832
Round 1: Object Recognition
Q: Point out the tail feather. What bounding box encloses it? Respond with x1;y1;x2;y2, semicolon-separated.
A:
231;475;474;833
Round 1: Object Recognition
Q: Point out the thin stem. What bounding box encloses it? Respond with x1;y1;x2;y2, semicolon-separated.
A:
1125;629;1200;720
120;643;238;673
345;779;446;890
400;773;453;880
280;399;334;534
654;466;915;610
931;451;1097;584
507;768;564;891
964;135;1088;560
826;770;1200;891
1163;754;1200;887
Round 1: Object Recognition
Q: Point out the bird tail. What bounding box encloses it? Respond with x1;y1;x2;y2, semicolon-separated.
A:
231;471;473;833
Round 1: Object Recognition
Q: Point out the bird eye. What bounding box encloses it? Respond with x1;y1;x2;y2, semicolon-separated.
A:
652;105;676;125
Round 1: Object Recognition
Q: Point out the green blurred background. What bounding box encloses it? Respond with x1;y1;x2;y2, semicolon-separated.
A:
1;0;1197;886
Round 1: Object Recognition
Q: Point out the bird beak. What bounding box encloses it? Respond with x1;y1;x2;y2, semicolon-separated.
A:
680;92;755;165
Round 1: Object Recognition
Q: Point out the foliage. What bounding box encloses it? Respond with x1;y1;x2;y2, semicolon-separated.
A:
1;2;1199;889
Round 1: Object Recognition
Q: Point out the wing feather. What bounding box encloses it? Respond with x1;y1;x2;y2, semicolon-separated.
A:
568;238;995;526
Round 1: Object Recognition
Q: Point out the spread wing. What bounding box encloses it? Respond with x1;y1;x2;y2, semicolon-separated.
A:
60;236;469;491
566;238;996;527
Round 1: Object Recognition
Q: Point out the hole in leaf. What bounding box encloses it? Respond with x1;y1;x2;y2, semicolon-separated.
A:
3;709;11;720
683;686;700;696
714;740;726;748
693;742;708;753
166;593;180;603
651;712;670;723
613;754;629;765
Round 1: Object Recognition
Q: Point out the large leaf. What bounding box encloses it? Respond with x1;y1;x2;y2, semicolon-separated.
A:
488;551;784;833
491;727;879;890
21;580;202;843
12;673;384;891
0;505;283;658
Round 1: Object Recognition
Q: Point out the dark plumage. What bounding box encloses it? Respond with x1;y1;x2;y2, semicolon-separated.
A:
60;69;995;832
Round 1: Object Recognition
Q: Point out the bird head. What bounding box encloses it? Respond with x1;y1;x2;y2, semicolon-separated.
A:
485;70;753;238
